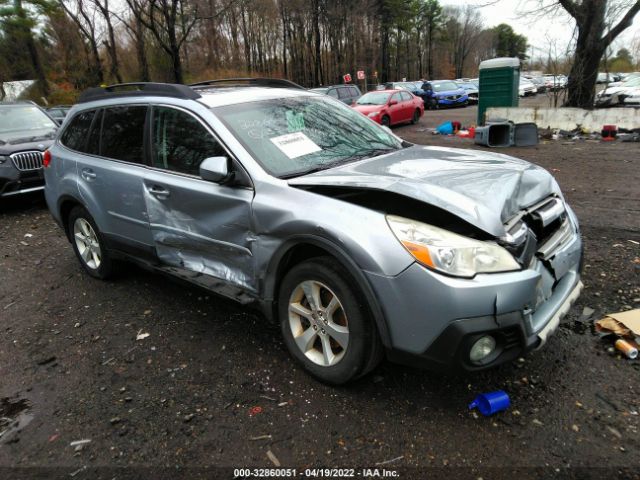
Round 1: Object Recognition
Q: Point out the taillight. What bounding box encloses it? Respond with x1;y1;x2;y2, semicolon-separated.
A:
43;150;52;168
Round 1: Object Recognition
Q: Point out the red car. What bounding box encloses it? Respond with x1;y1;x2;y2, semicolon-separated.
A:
352;89;424;126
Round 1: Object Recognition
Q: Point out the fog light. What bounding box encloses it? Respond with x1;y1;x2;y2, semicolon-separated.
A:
469;335;497;364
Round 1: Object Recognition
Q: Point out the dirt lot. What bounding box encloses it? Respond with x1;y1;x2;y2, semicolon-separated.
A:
1;100;639;479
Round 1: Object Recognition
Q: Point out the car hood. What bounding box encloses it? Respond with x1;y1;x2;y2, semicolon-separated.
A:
600;85;637;95
0;137;53;155
434;89;465;96
288;145;561;237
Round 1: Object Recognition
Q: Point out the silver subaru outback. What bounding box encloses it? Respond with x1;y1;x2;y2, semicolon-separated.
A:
44;79;583;384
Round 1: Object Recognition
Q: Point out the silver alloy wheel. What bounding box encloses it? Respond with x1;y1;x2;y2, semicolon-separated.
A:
288;280;349;367
73;218;101;270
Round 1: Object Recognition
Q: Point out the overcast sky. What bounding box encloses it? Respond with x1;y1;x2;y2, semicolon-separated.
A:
441;0;640;60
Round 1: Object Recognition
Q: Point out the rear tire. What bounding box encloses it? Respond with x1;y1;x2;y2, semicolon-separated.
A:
278;257;382;385
68;206;114;280
411;109;420;124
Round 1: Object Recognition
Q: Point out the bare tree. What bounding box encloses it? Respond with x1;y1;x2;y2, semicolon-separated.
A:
445;5;483;78
550;0;640;107
91;0;123;83
58;0;104;85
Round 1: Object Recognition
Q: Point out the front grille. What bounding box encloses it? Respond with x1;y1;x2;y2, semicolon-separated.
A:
10;151;44;171
501;196;568;266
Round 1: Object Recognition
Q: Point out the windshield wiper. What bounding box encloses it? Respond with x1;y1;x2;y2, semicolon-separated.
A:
280;159;349;179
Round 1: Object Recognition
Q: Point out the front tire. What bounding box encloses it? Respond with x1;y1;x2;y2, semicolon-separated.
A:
278;257;382;384
381;115;391;127
68;206;114;279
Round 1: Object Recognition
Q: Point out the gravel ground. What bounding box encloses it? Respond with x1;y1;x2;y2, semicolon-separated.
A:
0;99;639;479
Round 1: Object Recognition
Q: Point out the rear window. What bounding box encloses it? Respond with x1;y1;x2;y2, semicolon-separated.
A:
337;88;351;99
101;106;147;164
60;110;96;152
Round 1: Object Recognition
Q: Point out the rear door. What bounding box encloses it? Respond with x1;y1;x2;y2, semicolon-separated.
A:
142;105;256;296
399;92;414;121
388;92;404;124
72;105;154;256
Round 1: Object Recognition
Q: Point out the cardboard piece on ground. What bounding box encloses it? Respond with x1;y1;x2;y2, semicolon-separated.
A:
595;309;640;338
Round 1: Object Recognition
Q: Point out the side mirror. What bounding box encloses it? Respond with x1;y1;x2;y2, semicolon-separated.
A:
389;100;398;106
200;156;229;183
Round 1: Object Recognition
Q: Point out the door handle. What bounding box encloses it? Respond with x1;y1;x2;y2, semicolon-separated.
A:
148;185;171;198
81;168;96;181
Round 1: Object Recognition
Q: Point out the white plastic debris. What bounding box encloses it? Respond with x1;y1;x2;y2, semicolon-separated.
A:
136;330;150;341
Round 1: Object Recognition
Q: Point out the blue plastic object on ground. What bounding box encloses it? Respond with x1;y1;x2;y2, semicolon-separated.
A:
468;390;511;416
436;121;454;135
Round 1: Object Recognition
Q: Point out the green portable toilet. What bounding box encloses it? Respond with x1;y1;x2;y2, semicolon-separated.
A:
477;57;520;125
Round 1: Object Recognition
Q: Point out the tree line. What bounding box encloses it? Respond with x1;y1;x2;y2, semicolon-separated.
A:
0;0;529;100
0;0;639;108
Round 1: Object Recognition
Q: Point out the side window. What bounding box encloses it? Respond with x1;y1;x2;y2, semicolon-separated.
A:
152;106;225;176
337;88;350;99
391;93;401;103
349;87;359;97
60;110;96;152
85;109;103;156
101;106;147;164
327;89;339;98
400;92;412;101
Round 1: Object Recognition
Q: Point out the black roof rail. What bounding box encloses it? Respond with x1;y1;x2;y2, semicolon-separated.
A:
189;77;306;90
78;82;202;104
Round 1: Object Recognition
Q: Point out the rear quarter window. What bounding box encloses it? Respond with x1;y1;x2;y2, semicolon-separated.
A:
60;110;96;152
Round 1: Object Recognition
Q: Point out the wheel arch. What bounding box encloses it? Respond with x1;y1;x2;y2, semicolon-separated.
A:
57;194;85;241
262;235;392;348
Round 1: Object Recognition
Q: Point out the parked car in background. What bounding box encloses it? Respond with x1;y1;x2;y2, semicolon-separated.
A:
526;76;547;93
595;76;640;107
384;81;419;91
542;75;565;91
46;105;72;125
596;72;613;84
353;89;423;126
455;81;479;104
622;90;640;106
44;80;583;384
421;80;468;109
519;78;537;97
0;101;57;197
606;72;640;87
309;85;361;105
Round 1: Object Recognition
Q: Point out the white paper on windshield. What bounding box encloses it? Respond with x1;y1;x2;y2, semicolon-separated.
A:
270;132;321;159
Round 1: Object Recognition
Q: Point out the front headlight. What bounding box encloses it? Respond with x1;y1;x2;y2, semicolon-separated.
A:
367;111;380;117
386;215;520;278
0;155;8;164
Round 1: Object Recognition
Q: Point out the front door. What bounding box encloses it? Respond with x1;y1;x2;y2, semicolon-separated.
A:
142;105;255;298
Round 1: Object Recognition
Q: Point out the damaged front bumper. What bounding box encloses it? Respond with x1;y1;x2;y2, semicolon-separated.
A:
366;218;583;372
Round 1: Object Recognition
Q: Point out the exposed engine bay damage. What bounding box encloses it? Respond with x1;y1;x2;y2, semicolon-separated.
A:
292;185;490;239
